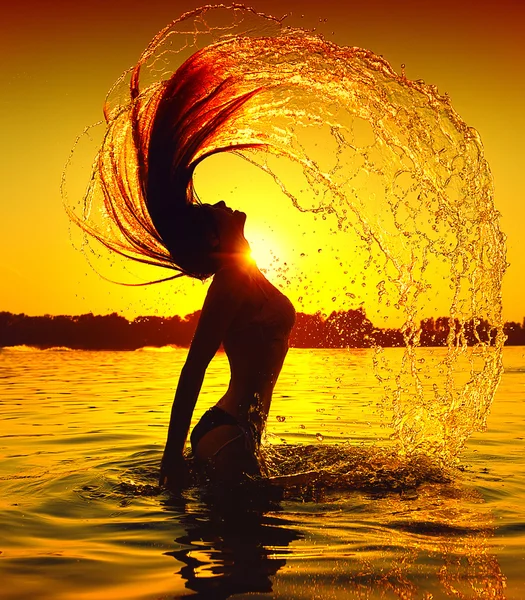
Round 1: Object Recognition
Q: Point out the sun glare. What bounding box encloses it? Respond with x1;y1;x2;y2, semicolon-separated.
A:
247;231;283;273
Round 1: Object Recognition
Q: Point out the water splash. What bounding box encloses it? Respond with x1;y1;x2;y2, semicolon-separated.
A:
263;444;451;497
64;5;506;464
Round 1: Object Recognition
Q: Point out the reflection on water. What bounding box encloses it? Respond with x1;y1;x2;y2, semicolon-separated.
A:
0;346;523;598
165;496;301;599
151;475;506;599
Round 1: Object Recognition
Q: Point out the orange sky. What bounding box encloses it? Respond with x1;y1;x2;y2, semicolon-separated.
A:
1;0;523;322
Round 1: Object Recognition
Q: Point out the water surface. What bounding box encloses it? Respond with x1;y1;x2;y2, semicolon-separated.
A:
1;346;523;598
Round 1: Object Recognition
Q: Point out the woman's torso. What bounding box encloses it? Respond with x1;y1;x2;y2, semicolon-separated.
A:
215;264;295;437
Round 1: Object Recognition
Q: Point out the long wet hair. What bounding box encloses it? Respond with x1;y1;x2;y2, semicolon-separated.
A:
142;44;263;279
72;32;266;281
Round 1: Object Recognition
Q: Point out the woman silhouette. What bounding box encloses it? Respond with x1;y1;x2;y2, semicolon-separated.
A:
127;45;297;490
158;200;295;490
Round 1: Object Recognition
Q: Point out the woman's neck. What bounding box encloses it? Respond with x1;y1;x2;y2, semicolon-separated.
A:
215;248;254;270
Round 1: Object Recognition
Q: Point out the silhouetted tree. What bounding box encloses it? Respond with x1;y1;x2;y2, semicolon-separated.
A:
0;311;522;350
324;308;374;347
504;321;525;345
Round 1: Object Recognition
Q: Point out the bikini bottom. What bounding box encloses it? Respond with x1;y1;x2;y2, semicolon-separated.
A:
190;406;283;506
190;406;258;457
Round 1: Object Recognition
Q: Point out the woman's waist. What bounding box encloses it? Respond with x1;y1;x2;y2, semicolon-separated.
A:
215;385;272;422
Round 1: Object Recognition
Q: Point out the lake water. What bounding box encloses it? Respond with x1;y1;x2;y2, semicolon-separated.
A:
1;345;524;599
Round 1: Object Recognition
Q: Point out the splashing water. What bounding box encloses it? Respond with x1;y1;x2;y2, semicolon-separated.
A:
63;5;506;465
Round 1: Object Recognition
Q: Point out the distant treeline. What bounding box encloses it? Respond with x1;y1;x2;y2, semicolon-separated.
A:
1;310;523;351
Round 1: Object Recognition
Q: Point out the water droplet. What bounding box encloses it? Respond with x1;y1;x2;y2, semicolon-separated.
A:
316;433;324;442
276;415;286;422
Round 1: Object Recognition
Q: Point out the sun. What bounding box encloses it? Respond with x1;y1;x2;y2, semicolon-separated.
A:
246;230;283;273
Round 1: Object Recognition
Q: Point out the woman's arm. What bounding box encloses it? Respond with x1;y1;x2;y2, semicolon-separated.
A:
160;267;246;487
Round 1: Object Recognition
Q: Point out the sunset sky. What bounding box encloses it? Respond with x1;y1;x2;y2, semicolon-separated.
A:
1;0;523;323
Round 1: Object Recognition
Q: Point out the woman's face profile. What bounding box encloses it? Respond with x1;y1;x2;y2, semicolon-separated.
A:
207;201;248;255
211;201;246;224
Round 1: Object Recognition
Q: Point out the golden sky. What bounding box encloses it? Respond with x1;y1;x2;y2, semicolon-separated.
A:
1;0;523;323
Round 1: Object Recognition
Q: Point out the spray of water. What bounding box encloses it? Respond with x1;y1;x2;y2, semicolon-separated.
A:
63;5;506;466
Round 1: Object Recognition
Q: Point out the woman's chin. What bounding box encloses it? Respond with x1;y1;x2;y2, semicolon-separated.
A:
234;210;247;226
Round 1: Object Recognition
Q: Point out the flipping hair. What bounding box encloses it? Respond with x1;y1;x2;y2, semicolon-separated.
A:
69;26;266;281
